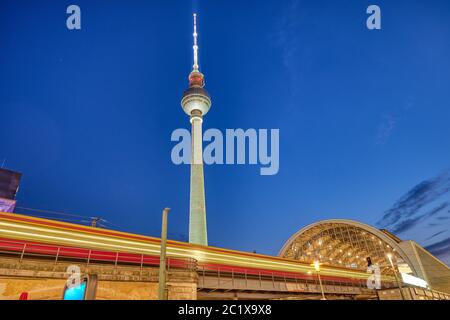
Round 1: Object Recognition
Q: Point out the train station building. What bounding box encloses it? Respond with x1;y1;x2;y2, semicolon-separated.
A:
1;212;449;300
279;219;450;295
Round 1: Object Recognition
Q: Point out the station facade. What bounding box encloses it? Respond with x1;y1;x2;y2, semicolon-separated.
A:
279;219;450;293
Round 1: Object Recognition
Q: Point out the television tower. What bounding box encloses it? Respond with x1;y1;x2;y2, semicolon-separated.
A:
181;14;212;246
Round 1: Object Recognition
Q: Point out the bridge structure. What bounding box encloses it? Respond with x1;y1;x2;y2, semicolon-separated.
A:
0;212;448;300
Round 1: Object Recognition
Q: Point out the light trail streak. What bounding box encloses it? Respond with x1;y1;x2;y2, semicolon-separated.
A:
0;214;395;282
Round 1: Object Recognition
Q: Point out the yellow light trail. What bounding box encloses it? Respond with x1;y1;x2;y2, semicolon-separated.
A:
0;214;395;282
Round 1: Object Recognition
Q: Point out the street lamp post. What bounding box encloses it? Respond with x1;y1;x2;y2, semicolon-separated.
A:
313;261;326;300
158;208;170;300
387;253;406;300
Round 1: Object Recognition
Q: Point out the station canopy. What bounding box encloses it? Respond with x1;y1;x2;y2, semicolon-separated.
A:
278;220;415;277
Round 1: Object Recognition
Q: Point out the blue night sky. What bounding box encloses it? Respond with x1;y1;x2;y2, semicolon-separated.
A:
1;0;449;263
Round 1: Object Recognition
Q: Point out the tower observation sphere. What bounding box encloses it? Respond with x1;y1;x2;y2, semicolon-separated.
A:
181;71;211;117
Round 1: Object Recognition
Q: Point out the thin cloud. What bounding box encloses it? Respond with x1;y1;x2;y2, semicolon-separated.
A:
377;170;450;229
375;97;414;145
425;237;450;257
378;170;450;264
269;0;308;98
376;114;397;145
426;230;446;241
390;202;448;234
428;223;440;227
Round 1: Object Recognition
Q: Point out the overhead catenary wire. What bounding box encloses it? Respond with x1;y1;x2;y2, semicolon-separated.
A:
14;206;123;230
16;206;88;219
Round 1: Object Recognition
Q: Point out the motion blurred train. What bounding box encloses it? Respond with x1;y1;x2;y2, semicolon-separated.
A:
0;212;384;286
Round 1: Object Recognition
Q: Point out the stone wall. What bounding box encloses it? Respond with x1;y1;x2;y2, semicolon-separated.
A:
0;257;197;300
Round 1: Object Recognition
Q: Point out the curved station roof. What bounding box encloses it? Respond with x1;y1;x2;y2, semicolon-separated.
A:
279;219;450;293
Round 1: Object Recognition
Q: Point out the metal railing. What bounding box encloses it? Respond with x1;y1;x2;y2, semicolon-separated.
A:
196;264;381;295
0;238;197;272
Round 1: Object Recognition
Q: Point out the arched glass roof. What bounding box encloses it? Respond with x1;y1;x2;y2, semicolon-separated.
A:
279;220;417;277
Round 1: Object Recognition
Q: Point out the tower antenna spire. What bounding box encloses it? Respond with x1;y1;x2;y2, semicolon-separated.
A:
192;13;199;71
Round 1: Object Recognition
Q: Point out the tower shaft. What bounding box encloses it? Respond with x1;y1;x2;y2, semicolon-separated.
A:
189;116;207;245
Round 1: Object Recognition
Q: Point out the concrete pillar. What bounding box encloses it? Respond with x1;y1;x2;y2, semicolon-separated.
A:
189;116;208;246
